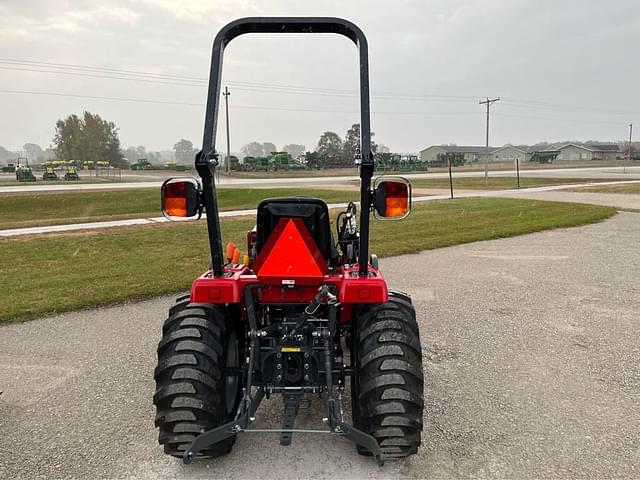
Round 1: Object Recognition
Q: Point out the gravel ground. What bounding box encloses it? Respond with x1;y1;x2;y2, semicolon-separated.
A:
1;212;639;479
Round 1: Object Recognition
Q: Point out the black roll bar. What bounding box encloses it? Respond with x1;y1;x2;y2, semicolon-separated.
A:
197;17;374;277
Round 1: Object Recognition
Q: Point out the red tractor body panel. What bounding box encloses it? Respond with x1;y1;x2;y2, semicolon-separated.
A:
190;264;388;321
191;215;389;315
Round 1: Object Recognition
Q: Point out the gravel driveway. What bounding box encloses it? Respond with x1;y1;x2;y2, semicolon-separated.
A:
1;212;638;479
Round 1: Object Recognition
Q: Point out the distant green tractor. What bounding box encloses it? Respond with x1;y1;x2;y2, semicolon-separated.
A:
405;155;428;171
269;151;302;170
374;152;392;172
256;156;270;171
242;156;256;171
396;155;413;172
227;155;241;171
16;164;36;182
269;152;288;170
244;156;256;170
131;159;153;170
243;156;270;171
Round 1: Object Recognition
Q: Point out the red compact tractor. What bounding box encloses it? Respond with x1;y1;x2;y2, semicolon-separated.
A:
153;17;424;466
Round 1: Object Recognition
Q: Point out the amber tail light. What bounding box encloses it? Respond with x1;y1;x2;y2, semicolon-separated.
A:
373;176;412;220
161;178;202;221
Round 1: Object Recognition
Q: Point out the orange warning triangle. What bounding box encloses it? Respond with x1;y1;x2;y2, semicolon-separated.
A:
254;218;327;285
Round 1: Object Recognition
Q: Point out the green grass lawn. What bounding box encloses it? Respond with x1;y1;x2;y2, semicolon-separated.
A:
410;176;614;190
0;188;356;229
0;198;615;323
569;183;640;194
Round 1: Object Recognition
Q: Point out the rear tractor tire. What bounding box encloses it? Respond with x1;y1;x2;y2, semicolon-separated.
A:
352;291;424;459
154;300;243;459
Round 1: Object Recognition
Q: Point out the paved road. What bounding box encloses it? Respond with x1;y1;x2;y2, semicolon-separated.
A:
1;212;638;479
1;165;639;193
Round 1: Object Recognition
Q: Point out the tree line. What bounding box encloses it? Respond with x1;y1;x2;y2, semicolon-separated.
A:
239;124;390;164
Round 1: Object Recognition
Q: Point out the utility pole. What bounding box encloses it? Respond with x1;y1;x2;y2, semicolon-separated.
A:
625;123;633;174
479;97;500;185
223;86;231;174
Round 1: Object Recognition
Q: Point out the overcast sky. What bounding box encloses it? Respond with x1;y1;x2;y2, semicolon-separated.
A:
0;0;638;154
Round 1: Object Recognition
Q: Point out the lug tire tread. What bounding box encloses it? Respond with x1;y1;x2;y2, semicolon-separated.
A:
154;300;235;459
353;292;424;459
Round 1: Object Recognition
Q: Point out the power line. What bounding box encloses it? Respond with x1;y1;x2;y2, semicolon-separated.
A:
0;59;203;82
0;63;480;102
0;89;202;106
0;59;481;98
0;66;207;88
0;89;483;115
1;88;633;128
2;59;638;116
0;59;481;101
0;89;633;130
0;64;480;102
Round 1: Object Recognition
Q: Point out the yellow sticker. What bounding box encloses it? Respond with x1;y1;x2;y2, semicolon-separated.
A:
281;346;301;353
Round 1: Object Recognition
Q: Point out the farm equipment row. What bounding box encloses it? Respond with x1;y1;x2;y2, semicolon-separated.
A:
230;152;306;171
2;159;86;182
13;164;81;182
375;153;429;172
227;151;455;172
